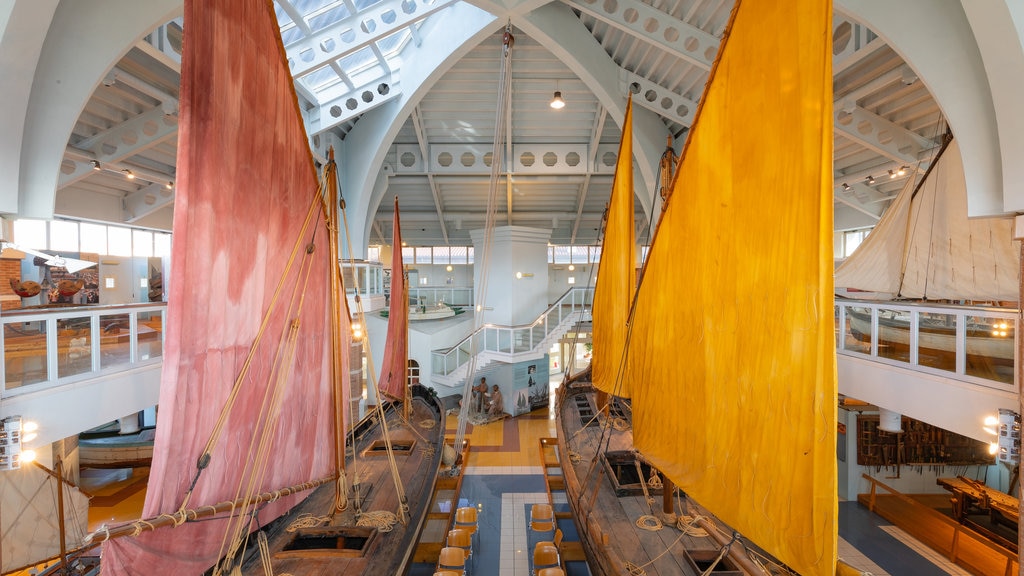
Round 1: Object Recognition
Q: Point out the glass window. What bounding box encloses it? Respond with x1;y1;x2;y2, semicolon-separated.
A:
589;246;602;264
552;245;571;264
80;223;108;254
154;233;172;258
401;247;414;264
367;246;381;262
571;246;588;265
467;247;474;264
108;227;132;257
844;229;870;257
49;220;79;252
415;247;432;264
450;246;467;264
433;246;451;264
133;230;154;257
13;219;47;249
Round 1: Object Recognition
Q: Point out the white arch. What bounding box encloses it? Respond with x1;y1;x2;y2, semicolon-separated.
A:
837;0;1004;217
344;1;668;253
17;0;183;219
0;0;60;214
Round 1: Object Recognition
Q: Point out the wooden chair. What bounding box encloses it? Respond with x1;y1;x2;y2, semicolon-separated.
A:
438;546;466;576
455;506;478;537
536;568;566;576
529;503;555;533
447;528;473;561
532;543;560;575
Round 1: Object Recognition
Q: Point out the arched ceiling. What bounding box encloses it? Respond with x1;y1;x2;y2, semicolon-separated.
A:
14;0;1013;250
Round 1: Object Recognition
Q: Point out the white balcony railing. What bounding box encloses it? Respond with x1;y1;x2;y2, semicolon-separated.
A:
835;298;1016;392
1;303;166;396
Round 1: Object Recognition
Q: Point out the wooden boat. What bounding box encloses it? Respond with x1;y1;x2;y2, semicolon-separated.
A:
556;2;853;576
78;427;154;469
89;2;451;574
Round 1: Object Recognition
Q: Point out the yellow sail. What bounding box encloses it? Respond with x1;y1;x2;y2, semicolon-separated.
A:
592;97;635;398
626;2;835;575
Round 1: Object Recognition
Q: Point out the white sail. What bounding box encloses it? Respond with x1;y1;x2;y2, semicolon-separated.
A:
835;138;1019;302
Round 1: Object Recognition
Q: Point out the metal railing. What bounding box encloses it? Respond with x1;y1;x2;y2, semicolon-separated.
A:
409;286;473;307
430;286;593;376
1;303;166;395
835;299;1016;390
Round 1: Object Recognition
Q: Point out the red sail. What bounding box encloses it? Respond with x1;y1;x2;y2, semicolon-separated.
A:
379;197;407;401
101;0;342;573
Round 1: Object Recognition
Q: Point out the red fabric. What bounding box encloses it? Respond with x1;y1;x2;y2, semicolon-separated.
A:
101;0;341;573
379;197;407;401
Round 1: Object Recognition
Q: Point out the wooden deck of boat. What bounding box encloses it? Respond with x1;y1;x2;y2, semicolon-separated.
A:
239;389;445;576
556;384;741;576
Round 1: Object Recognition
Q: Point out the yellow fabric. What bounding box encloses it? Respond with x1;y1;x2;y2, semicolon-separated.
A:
592;97;635;398
626;2;836;576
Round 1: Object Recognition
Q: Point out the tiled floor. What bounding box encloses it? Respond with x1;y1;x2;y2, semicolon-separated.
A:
79;396;993;576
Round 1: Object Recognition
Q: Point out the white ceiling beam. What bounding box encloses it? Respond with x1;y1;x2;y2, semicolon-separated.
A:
411;107;449;243
63;147;175;187
305;77;402;136
136;21;182;72
620;70;698;127
572;105;606;244
564;0;718;70
376;210;605;222
123;182;174;223
60;107;178;189
284;0;457;79
834;103;936;166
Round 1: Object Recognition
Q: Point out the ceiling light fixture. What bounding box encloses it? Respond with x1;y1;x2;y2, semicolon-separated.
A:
897;165;907;176
166;181;174;190
91;160;101;171
888;169;896;179
841;183;850;191
122;169;135;180
550;91;565;110
866;175;875;185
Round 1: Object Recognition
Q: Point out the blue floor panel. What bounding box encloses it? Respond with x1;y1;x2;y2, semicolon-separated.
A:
838;501;950;576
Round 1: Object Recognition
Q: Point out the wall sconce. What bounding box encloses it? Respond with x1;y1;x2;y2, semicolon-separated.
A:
515;272;534;279
446;265;453;272
568;264;575;271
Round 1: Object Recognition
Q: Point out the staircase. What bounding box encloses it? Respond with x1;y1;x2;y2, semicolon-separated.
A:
429;287;593;389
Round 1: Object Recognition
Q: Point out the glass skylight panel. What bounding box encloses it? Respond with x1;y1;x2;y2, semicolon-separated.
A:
339;46;378;76
377;28;411;57
354;0;384;10
307;3;350;34
304;66;343;92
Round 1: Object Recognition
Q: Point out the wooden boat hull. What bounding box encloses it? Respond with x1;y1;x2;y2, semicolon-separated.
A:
238;384;446;576
846;308;1013;365
555;379;745;576
79;428;154;469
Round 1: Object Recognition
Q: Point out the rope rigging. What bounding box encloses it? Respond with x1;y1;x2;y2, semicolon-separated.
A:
453;21;514;452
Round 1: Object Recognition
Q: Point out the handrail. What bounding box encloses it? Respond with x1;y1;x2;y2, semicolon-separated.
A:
835;298;1017;390
430;286;594;376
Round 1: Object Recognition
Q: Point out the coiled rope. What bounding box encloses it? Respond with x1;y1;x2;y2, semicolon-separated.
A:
286;513;330;532
356;510;399;532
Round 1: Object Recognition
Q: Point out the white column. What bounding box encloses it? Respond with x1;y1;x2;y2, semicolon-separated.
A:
470;226;551;327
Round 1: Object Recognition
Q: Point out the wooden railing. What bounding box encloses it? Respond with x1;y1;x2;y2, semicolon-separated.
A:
859;473;1017;576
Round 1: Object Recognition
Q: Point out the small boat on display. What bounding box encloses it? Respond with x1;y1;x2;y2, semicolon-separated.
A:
843;305;1014;365
409;302;457;321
